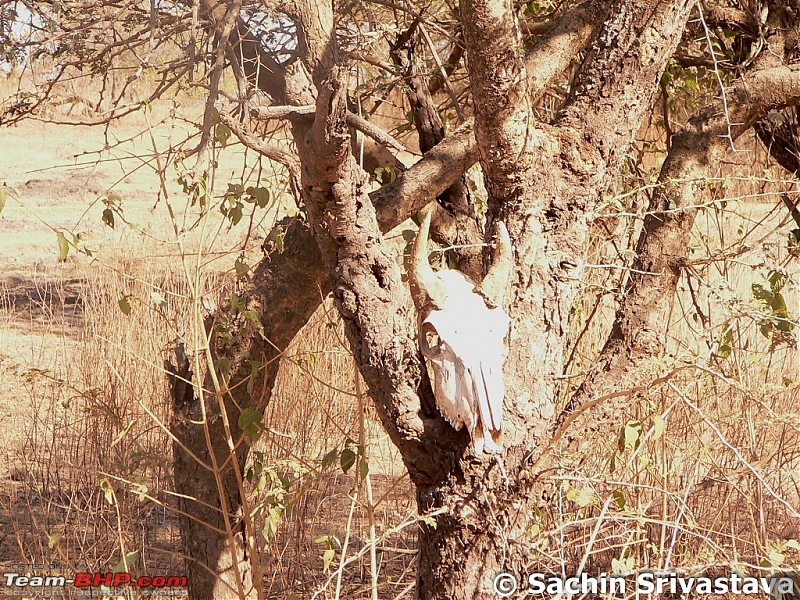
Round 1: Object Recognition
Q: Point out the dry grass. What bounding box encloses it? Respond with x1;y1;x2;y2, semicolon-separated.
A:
0;246;417;598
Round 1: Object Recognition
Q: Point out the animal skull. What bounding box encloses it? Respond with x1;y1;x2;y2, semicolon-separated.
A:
408;210;514;454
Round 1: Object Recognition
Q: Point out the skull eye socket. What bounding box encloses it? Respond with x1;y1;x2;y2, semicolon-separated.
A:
419;321;443;358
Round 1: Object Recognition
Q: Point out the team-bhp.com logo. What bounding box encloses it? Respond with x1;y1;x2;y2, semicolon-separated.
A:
4;571;187;591
74;573;187;588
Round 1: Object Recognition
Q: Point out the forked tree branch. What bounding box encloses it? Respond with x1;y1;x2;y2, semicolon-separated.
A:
247;104;408;152
216;111;302;182
549;64;800;461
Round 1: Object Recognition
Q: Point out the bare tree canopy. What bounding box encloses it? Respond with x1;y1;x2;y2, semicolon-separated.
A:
2;0;799;598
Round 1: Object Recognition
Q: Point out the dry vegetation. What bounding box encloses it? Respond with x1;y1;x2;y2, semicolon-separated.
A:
0;71;798;600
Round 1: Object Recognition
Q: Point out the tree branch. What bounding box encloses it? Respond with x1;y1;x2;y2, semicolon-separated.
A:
556;0;695;171
524;0;606;101
389;21;483;279
215;0;606;484
297;68;466;485
216;112;302;182
550;64;800;459
246;103;408;152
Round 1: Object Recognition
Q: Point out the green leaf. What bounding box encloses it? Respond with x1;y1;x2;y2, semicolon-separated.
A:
770;291;788;315
246;360;261;397
788;229;800;249
118;296;132;315
102;208;115;228
239;408;264;442
768;270;786;292
150;290;167;308
322;548;336;574
762;547;785;568
418;513;438;528
56;231;70;262
359;457;369;480
752;283;772;303
254;472;267;494
322;449;338;469
313;534;336;545
612;489;626;510
243;309;261;326
133;483;148;502
246;186;271;208
216;356;231;377
340;448;356;474
566;486;595;507
215;122;231;147
47;532;64;550
112;550;140;573
111;420;136;448
619;420;642;452
263;505;283;540
226;183;244;199
230;292;241;311
652;414;666;440
611;556;634;574
234;256;250;281
228;203;243;226
275;226;286;252
99;478;114;505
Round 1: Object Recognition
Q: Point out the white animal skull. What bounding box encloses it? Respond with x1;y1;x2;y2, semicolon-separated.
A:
408;210;513;454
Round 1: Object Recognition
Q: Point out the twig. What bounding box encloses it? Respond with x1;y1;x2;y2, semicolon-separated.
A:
529;365;696;473
216;111;302;182
418;23;465;123
310;507;447;599
696;2;737;152
249;104;409;152
355;359;379;600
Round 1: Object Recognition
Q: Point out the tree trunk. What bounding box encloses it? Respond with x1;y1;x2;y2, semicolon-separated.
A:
410;0;695;594
166;218;327;599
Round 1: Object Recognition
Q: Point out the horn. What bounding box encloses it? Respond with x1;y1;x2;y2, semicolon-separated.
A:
476;220;513;308
408;208;447;311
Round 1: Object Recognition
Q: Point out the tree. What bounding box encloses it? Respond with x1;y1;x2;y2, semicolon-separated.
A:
3;0;799;598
